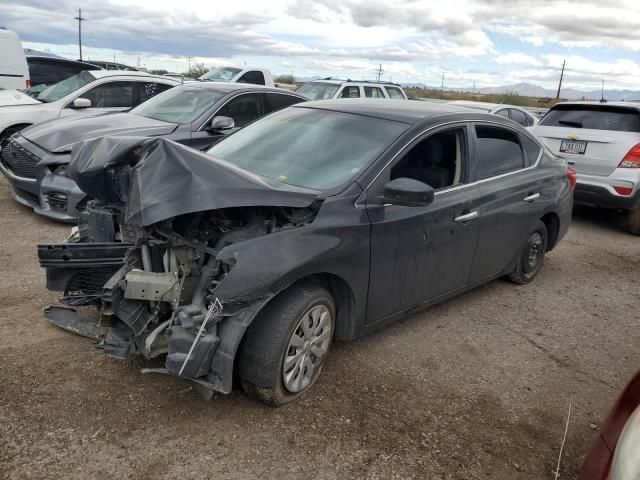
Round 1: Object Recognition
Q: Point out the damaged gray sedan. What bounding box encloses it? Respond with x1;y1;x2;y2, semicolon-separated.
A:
38;100;574;405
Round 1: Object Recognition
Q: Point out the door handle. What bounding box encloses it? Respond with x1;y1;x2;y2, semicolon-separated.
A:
454;211;478;223
523;193;540;202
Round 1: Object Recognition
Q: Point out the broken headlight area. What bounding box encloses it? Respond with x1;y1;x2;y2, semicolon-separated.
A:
38;202;319;390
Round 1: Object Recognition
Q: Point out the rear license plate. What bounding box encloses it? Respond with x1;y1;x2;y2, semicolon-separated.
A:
560;139;587;155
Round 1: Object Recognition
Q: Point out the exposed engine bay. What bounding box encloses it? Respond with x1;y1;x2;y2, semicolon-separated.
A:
38;136;320;394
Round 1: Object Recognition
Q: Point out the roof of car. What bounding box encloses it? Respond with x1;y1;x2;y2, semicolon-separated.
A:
551;101;640;110
296;99;483;124
448;100;532;112
179;81;305;94
88;70;180;82
305;79;403;87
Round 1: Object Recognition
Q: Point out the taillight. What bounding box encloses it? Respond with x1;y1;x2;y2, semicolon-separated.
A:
619;144;640;168
25;79;31;88
613;186;633;196
567;167;577;189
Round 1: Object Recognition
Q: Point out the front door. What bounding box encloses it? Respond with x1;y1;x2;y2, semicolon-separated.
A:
365;125;480;324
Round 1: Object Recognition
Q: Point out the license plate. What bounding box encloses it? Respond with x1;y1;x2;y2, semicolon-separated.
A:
560;139;587;155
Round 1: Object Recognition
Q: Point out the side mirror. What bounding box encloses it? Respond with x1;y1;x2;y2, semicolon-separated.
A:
208;116;235;131
72;97;91;109
382;178;435;207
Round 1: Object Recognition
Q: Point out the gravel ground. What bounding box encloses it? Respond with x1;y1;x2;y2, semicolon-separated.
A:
0;176;638;480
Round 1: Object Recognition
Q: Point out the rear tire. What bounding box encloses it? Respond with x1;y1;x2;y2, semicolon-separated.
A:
238;283;335;406
508;220;548;285
627;209;640;236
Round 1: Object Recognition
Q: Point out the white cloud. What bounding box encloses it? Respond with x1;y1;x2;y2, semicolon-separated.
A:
495;53;542;67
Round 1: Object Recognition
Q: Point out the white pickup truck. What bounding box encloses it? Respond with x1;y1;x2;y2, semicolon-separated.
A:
198;66;297;90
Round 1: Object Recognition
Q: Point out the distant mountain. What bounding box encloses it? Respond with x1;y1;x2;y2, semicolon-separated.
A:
403;82;640;101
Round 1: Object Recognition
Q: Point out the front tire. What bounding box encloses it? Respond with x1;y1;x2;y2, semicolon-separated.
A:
508;220;548;285
238;283;335;406
627;209;640;236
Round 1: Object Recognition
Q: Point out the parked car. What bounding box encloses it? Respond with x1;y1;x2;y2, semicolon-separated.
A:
1;82;305;221
532;102;640;234
448;100;538;127
38;100;573;405
296;78;408;101
199;65;274;86
26;56;102;91
0;28;30;90
578;370;640;480
83;60;137;71
0;70;180;145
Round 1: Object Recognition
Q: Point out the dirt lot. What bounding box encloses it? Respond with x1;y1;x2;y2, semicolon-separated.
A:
0;176;638;480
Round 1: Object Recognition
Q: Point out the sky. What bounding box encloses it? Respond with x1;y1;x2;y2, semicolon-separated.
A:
2;0;639;91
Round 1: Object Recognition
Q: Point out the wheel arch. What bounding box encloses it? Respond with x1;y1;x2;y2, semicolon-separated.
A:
540;211;560;251
0;123;32;144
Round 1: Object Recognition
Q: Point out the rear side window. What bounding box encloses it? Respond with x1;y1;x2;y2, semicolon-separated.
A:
520;134;541;165
340;86;360;98
364;86;385;98
475;126;524;179
264;93;304;113
237;71;266;85
540;105;640;132
495;109;509;118
385;86;404;99
509;109;528;127
136;82;173;105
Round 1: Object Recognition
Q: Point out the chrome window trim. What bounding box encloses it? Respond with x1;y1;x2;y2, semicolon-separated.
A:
355;119;543;207
196;91;303;132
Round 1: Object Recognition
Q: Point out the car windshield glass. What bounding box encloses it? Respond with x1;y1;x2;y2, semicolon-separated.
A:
296;82;340;100
130;87;225;124
207;107;408;190
36;71;96;103
540;105;640;132
199;67;242;82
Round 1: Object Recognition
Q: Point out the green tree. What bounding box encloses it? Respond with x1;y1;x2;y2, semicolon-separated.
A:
274;74;296;84
148;69;168;75
183;63;209;79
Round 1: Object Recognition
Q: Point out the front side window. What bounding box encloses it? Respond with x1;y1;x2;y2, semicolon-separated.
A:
36;71;96;103
216;93;264;127
475;126;525;179
237;71;266;85
130;87;225;124
296;82;340;101
385;86;405;99
340;86;360;98
81;81;135;108
540;105;640;132
207;107;408;191
390;128;465;190
199;67;242;82
364;86;385;98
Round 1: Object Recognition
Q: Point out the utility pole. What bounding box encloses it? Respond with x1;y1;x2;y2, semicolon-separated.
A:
187;56;192;73
376;64;383;82
441;72;445;91
556;59;565;100
473;81;476;95
74;8;86;61
600;79;605;102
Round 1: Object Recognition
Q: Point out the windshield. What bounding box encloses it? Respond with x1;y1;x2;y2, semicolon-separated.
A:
36;71;96;103
296;82;340;101
540;105;640;132
199;67;242;82
130;87;225;124
207;107;408;190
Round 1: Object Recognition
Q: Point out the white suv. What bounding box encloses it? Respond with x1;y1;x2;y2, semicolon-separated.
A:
532;101;640;234
296;79;407;101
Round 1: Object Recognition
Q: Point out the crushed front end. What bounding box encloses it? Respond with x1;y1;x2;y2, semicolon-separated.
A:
37;136;319;394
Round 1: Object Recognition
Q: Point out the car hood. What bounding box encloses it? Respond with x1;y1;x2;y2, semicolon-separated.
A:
68;136;319;227
0;89;41;107
21;112;178;153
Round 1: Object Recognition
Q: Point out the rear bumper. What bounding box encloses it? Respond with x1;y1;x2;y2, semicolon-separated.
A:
574;183;640;210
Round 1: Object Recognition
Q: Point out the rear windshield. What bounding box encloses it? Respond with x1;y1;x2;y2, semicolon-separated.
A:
540;105;640;132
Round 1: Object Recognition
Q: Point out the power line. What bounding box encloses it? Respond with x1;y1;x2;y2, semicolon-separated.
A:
74;8;86;61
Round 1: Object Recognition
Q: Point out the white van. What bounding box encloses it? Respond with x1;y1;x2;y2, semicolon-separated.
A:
0;29;30;90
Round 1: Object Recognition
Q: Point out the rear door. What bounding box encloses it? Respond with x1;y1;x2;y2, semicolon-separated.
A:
535;105;640;176
468;124;546;283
